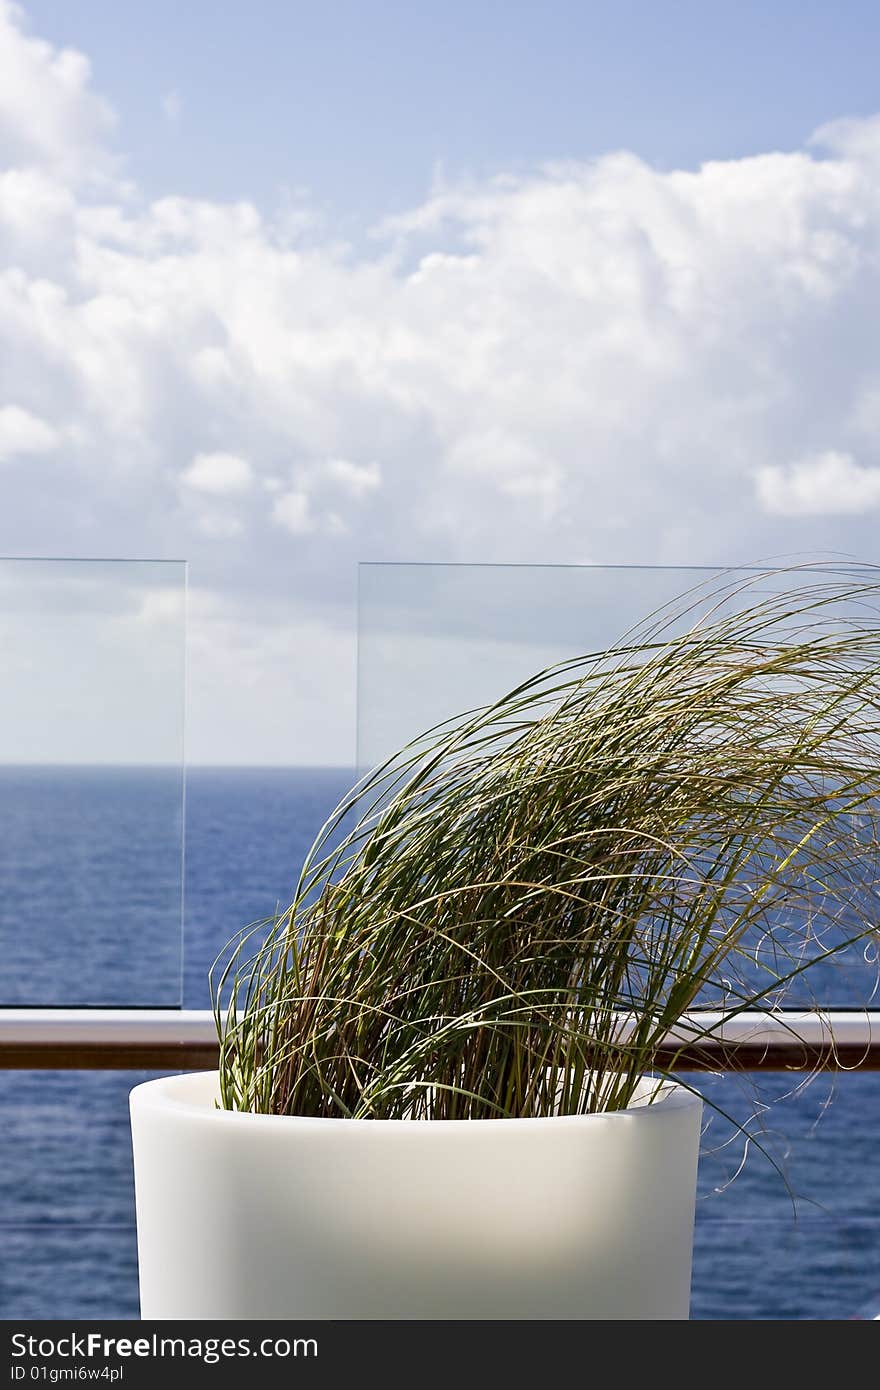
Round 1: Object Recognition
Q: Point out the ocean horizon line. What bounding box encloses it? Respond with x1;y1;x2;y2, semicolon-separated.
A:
0;761;355;771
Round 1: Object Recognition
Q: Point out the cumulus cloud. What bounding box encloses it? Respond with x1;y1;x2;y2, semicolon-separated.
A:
0;404;59;461
3;3;880;758
181;452;253;495
272;490;315;535
756;451;880;516
323;458;381;498
0;0;115;181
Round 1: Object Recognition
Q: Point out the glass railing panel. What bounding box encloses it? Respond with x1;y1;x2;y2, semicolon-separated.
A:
355;561;880;1320
357;562;880;1006
0;559;185;1005
0;767;360;1319
182;766;356;1005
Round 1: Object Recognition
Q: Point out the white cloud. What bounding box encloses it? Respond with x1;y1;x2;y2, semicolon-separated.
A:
190;346;233;389
323;458;381;498
181;452;253;495
446;431;560;517
0;404;59;461
4;3;880;757
272;490;314;535
0;0;115;182
0;167;74;241
755;452;880;516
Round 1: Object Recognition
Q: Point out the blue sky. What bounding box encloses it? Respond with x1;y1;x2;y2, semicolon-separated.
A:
2;2;880;761
23;1;880;227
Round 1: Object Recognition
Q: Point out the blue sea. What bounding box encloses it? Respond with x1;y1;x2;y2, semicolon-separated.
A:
1;766;879;1321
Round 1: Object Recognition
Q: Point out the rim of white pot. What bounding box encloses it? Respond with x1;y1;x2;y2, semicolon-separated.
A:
131;1069;702;1130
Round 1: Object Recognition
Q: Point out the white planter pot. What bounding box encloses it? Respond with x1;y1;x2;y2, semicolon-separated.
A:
130;1070;702;1320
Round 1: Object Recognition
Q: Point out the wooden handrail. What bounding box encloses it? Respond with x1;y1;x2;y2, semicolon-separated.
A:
0;1009;876;1070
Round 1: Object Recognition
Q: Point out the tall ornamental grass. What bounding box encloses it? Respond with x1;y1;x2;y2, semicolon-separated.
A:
214;566;880;1119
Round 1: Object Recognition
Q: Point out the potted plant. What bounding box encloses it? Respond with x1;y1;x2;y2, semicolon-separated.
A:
131;566;880;1319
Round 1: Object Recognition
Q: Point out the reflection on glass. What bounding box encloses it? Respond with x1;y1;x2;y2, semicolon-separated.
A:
0;559;185;1004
